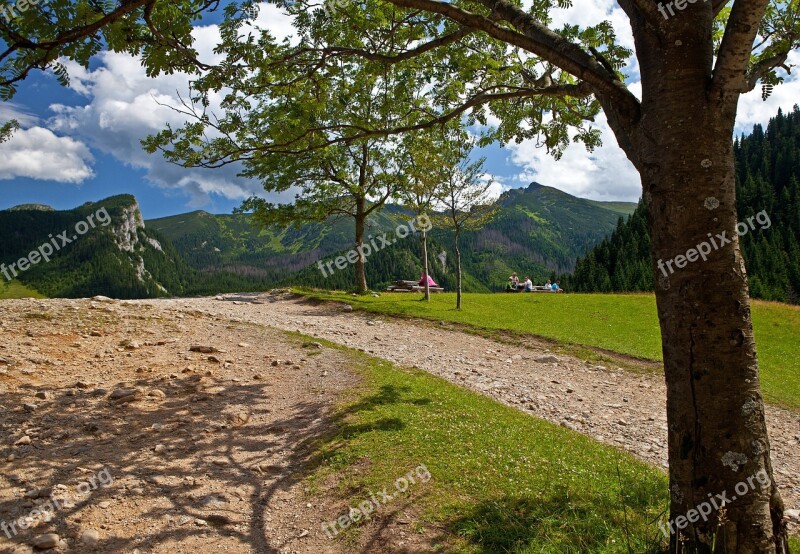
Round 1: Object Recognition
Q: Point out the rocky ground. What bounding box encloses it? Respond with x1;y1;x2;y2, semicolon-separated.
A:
0;297;435;553
153;292;800;528
1;293;798;554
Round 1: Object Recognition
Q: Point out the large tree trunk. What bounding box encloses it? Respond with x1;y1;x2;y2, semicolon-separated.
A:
354;197;368;293
454;229;462;310
421;226;430;301
628;33;788;552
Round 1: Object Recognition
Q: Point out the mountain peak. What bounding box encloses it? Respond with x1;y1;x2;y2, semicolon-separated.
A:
5;203;55;212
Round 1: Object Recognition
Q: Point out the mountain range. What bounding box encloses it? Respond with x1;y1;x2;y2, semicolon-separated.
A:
0;184;635;298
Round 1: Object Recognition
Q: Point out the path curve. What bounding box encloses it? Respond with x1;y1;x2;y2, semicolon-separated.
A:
140;293;800;520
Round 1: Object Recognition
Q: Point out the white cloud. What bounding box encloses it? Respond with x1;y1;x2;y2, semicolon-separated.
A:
482;173;509;201
255;2;298;44
480;0;644;201
46;26;285;206
498;0;800;202
506;111;642;201
0;102;40;127
0;127;94;183
36;5;299;207
5;0;797;208
734;50;800;135
549;0;635;52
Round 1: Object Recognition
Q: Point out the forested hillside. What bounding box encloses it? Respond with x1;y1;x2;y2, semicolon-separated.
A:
0;196;194;299
150;183;635;293
568;106;800;304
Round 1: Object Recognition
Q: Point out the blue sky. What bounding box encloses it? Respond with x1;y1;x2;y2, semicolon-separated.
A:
1;2;799;220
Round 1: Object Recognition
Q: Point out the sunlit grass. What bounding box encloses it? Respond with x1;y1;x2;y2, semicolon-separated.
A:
309;341;669;552
0;280;45;299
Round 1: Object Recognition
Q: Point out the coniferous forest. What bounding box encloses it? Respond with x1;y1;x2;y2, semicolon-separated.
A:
568;106;800;304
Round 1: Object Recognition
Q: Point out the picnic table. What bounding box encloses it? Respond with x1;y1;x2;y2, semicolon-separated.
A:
387;280;445;293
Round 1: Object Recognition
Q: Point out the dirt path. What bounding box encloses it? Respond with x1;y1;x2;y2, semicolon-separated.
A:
2;293;798;553
152;292;800;521
0;298;368;553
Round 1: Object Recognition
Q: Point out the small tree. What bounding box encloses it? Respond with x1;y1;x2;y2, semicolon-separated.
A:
147;61;419;293
401;131;451;301
434;137;497;309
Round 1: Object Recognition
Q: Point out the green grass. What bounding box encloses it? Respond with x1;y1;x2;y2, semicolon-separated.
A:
300;291;800;411
0;279;45;299
309;342;670;552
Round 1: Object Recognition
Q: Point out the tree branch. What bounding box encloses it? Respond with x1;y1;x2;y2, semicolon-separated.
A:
610;0;662;29
382;0;640;121
156;83;594;169
1;0;220;88
745;51;791;91
711;0;729;17
712;0;771;93
309;27;474;64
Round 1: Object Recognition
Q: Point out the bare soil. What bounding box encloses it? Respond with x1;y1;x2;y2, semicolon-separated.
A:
0;297;434;553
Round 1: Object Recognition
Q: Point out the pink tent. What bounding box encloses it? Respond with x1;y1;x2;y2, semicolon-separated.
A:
419;273;438;287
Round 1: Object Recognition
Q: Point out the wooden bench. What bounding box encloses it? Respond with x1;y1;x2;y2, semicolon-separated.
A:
387;280;445;293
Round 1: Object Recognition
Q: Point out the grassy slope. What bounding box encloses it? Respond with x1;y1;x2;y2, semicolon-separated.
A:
305;338;800;552
0;280;45;299
300;292;800;411
307;339;669;552
587;200;639;216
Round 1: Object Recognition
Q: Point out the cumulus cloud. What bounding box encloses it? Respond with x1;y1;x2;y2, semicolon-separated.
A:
254;2;298;43
478;0;643;200
503;0;800;202
506;112;642;201
0;127;94;183
41;3;298;207
48;50;264;205
5;0;799;207
482;173;510;201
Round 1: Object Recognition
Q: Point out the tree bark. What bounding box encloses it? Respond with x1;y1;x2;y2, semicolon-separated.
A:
454;228;462;310
354;197;368;293
627;31;789;552
421;226;430;301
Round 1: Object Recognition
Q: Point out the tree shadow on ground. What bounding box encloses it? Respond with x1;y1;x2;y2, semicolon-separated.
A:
0;346;438;554
435;494;667;554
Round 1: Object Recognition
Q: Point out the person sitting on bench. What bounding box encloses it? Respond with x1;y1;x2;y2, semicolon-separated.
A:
552;281;562;292
509;272;520;289
523;276;533;292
